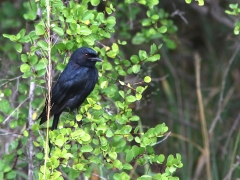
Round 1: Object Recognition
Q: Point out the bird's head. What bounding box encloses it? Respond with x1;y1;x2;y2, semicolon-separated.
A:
70;47;102;67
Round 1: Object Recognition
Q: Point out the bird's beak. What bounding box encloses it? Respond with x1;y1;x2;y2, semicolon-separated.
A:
90;57;103;62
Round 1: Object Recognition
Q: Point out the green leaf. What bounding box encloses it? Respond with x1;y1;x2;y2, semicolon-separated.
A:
113;172;130;180
147;54;160;62
82;35;95;45
144;76;151;83
78;26;92;35
20;64;31;73
158;26;167;33
81;133;91;141
37;69;46;77
106;50;117;58
23;130;29;137
119;90;125;98
142;19;152;26
157;154;165;163
15;43;22;53
151;14;159;20
126;95;136;103
112;43;119;52
132;33;145;45
123;163;133;170
76;114;82;121
93;104;102;110
6;171;17;179
106;130;114;137
24;9;37;20
3;34;17;41
150;44;157;55
102;61;113;71
55;139;65;147
52;26;64;36
132;64;141;74
4;89;12;97
81;145;93;152
21;54;28;62
99;136;108;146
106;16;116;27
100;81;108;89
130;55;140;64
29;55;38;65
37;40;48;50
35;24;45;35
136;86;145;93
0;99;10;113
113;159;123;169
109;152;117;159
126;150;134;162
35;61;45;71
90;0;100;6
119;125;132;134
196;0;204;6
136;93;142;100
139;50;147;60
129;115;140;121
138;175;152;180
83;11;94;20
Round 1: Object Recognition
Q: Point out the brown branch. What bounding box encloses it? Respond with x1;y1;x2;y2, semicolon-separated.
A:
194;52;211;180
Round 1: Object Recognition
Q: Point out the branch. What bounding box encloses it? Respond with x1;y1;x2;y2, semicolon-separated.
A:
194;52;211;180
3;97;29;124
27;79;35;180
43;0;52;178
209;43;240;134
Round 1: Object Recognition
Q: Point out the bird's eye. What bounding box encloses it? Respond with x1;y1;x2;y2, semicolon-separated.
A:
84;54;88;57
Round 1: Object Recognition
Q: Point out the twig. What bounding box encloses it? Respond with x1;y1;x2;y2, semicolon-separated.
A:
170;133;203;153
194;52;211;180
43;0;52;178
171;3;188;24
222;113;240;158
28;79;35;180
223;156;240;180
0;75;21;87
153;131;171;146
90;173;108;180
3;97;29;124
0;129;22;137
209;44;240;134
190;3;234;28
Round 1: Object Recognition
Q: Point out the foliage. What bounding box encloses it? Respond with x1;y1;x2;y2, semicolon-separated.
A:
225;3;240;35
1;0;183;179
1;0;240;180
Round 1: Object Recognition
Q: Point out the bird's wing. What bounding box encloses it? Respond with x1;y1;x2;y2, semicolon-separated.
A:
51;64;87;103
39;63;98;125
50;64;97;115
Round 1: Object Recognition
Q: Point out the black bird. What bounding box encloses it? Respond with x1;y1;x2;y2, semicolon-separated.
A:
38;47;102;131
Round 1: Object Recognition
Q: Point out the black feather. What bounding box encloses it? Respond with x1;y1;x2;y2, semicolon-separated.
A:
38;47;102;130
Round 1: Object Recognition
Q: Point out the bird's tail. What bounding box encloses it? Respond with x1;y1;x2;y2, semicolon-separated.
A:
52;113;60;130
38;106;47;125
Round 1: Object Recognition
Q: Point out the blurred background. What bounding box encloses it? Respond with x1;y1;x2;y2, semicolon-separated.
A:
0;0;240;179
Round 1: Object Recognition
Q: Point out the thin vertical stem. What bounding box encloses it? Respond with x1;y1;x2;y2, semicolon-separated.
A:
43;0;52;178
28;80;35;180
195;52;211;180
